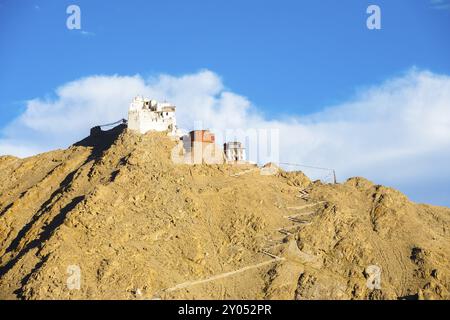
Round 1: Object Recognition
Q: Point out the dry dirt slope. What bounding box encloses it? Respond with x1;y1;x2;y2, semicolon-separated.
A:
0;125;449;300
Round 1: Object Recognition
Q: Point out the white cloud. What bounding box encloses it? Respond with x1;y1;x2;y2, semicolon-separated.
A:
1;69;450;205
430;0;450;10
80;30;96;36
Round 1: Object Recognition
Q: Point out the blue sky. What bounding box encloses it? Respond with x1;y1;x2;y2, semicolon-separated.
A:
0;0;450;206
1;0;449;125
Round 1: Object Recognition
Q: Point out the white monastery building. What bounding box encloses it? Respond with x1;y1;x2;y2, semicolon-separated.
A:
123;96;248;165
128;96;180;136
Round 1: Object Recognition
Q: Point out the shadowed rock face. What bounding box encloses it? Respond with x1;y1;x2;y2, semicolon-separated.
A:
0;128;449;300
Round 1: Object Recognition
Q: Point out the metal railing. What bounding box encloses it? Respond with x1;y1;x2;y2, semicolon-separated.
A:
279;162;337;184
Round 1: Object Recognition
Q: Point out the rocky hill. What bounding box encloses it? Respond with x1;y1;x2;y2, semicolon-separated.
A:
0;125;449;300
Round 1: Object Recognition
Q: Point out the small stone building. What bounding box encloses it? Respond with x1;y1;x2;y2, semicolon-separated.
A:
190;130;215;145
186;130;224;164
189;129;215;159
224;141;246;162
